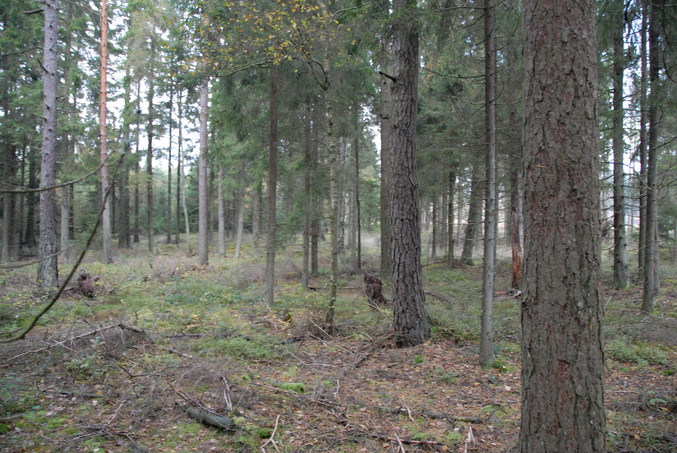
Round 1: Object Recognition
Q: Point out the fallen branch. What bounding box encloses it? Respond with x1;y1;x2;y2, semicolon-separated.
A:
184;406;236;431
1;323;144;366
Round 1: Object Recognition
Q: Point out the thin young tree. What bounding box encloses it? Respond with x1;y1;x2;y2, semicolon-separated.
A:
479;0;497;368
520;0;605;450
37;0;60;287
389;0;429;347
612;0;628;289
198;75;209;266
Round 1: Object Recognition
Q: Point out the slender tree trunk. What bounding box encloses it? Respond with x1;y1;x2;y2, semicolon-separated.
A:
461;160;482;265
302;98;312;288
134;80;141;244
176;89;184;245
431;196;437;260
390;0;429;348
265;64;279;306
638;1;648;275
25;148;37;247
146;51;155;254
520;0;605;450
59;3;74;262
612;0;628;289
100;0;112;264
480;0;497;369
37;0;59;287
217;165;226;256
354;107;362;271
642;0;661;311
166;88;173;244
118;67;132;249
235;186;244;260
379;64;393;280
198;76;209;266
447;170;456;267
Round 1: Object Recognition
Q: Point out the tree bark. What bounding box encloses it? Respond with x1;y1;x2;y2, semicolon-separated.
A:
447;170;456;267
146;41;156;254
642;0;661;312
390;0;429;348
265;64;279;306
217;165;226;256
302;98;312;288
100;0;112;264
637;0;648;275
612;0;628;289
520;1;605;451
379;27;393;281
461;160;482;266
37;0;60;287
118;67;132;249
198;76;209;266
480;0;497;369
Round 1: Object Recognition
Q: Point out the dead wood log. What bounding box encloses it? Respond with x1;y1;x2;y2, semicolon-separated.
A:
184;407;236;431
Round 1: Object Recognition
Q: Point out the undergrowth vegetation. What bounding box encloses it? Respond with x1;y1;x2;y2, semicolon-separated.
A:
0;236;675;452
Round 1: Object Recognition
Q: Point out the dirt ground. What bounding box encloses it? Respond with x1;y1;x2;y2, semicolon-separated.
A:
0;252;675;452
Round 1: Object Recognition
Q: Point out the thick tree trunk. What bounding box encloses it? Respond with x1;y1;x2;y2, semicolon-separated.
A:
642;0;661;312
480;0;497;369
265;64;279;306
612;0;628;289
520;1;605;451
37;0;60;287
198;76;209;266
100;0;112;264
637;1;648;275
390;0;429;348
379;33;393;280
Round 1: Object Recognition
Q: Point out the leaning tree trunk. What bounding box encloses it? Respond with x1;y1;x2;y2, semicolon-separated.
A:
37;0;60;287
520;0;605;451
389;0;429;348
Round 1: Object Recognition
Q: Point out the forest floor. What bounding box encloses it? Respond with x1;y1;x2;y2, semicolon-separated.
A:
0;237;675;452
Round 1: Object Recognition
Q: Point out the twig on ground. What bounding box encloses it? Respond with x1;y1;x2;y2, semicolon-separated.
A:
260;414;281;452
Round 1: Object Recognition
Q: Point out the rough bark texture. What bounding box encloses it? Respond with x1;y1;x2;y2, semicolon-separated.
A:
146;41;155;255
379;38;393;281
642;0;660;312
480;0;497;369
37;0;60;287
520;0;605;451
389;0;429;348
265;64;279;306
611;0;628;289
100;0;112;264
198;76;209;266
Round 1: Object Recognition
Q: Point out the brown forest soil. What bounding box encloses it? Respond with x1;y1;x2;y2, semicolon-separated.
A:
0;245;675;452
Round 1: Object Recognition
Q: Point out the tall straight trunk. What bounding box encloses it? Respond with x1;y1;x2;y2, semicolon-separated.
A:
353;108;362;271
25;149;37;247
252;181;261;242
379;66;393;280
612;0;628;289
198;76;209;265
59;2;74;261
146;41;156;254
37;0;59;287
642;0;661;311
100;0;112;264
431;196;437;260
265;64;279;306
235;186;245;260
176;89;184;245
461;160;482;265
166;88;173;244
133;80;141;244
390;0;429;348
217;165;226;255
520;0;605;450
447;170;456;267
480;0;497;369
302;98;312;288
637;1;648;274
1;146;16;263
118;68;132;249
